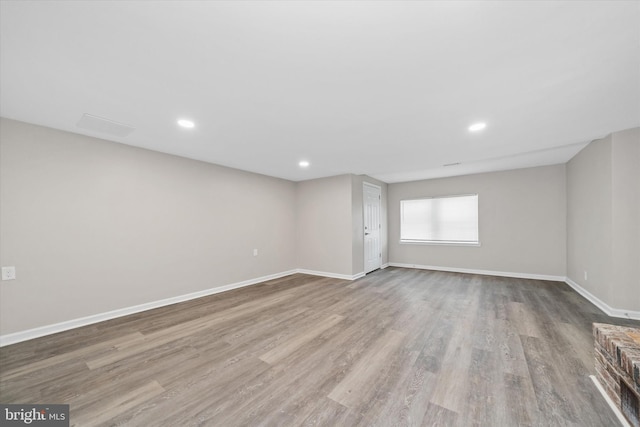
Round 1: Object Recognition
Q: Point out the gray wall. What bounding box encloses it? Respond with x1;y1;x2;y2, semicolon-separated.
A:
295;174;354;276
388;165;567;277
0;118;297;334
567;128;640;312
566;136;613;305
295;174;389;277
2;116;636;336
611;128;640;311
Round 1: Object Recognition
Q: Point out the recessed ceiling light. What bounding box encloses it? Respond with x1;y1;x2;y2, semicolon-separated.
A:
468;122;487;132
299;160;310;168
177;119;195;129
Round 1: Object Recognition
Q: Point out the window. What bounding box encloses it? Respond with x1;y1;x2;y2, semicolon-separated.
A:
400;194;479;245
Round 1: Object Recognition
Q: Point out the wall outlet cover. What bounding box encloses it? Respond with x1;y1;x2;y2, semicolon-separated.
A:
2;266;16;281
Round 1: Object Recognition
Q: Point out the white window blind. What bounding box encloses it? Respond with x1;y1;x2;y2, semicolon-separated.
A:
400;194;479;244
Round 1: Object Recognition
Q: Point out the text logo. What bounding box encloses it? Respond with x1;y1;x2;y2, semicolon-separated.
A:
1;404;69;426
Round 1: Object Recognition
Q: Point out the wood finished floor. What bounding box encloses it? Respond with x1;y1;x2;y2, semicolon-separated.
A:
2;268;640;426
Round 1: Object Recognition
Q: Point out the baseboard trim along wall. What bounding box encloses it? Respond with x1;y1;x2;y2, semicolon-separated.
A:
4;266;637;347
296;269;365;281
0;269;297;347
590;375;631;427
388;262;640;320
565;278;640;321
389;263;640;321
0;268;370;347
388;262;566;282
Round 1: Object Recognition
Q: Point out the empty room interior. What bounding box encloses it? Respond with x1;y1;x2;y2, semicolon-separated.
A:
1;1;639;426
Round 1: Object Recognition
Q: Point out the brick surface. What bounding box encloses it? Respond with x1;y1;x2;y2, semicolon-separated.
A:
593;323;640;419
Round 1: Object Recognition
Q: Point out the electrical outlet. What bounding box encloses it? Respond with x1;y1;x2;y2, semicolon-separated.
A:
584;271;588;280
2;266;16;281
253;249;258;257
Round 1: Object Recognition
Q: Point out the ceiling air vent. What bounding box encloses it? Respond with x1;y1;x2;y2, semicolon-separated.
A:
76;113;135;137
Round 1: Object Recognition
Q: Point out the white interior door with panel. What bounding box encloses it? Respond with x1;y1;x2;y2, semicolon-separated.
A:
363;183;382;274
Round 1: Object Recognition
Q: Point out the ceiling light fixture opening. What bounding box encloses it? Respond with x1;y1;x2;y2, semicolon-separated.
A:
298;160;310;168
177;119;195;129
468;122;487;132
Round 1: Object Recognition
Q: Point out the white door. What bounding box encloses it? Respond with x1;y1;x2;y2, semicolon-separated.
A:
363;183;382;274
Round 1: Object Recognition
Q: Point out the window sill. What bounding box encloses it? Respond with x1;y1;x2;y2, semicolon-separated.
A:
399;240;481;247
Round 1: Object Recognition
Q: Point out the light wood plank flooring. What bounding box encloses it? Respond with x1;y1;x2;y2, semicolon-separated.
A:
2;268;639;426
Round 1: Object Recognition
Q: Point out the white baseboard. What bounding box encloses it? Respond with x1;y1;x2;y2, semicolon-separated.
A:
387;262;566;282
381;263;389;269
0;268;370;347
590;375;631;427
388;263;640;320
565;278;640;321
352;271;366;280
0;269;297;347
296;269;364;281
4;266;636;347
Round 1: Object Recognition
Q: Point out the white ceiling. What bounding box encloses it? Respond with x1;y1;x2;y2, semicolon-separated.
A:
1;1;638;183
